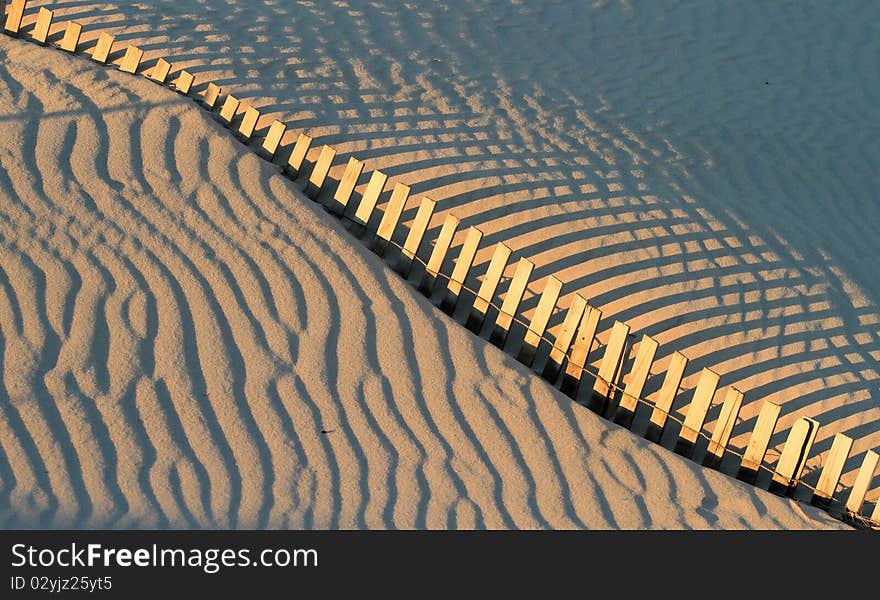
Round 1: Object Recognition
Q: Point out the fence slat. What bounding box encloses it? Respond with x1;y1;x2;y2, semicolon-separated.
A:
218;95;240;125
259;120;287;160
673;368;721;458
702;387;743;469
845;450;878;518
91;32;114;64
559;305;602;399
418;214;459;296
396;197;436;277
516;276;563;367
351;170;387;229
489;258;534;349
119;46;144;74
371;182;410;254
540;294;587;383
736;401;782;484
58;21;82;53
329;157;364;216
237;106;260;140
441;227;483;315
769;417;819;497
644;352;689;443
612;334;659;428
305;145;337;200
3;0;26;35
810;433;854;509
465;243;512;334
285;133;313;179
872;490;880;525
587;321;631;416
31;7;51;44
173;70;194;95
148;58;172;84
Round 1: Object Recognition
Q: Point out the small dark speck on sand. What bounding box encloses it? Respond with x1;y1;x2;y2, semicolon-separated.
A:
321;429;336;434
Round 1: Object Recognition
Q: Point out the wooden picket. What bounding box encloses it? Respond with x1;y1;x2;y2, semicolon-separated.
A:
811;433;853;509
702;387;743;469
329;157;364;216
237;106;260;140
673;368;721;458
488;258;534;349
259;120;287;160
644;351;689;443
285;133;313;179
119;46;143;74
441;227;483;315
612;334;659;429
516;276;563;367
31;7;51;45
91;32;114;64
148;58;172;84
559;305;601;399
736;401;781;484
845;450;878;518
418;214;459;296
58;21;81;53
769;417;819;496
540;294;587;383
587;321;631;416
395;198;436;277
201;82;222;109
218;94;240;125
3;0;26;35
372;182;410;253
173;70;194;95
465;243;512;334
305;145;337;200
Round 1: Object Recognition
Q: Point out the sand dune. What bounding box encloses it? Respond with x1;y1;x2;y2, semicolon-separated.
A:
0;27;852;529
10;0;876;494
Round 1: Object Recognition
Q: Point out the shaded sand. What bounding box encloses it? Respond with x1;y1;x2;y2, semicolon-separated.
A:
0;32;849;529
14;1;878;499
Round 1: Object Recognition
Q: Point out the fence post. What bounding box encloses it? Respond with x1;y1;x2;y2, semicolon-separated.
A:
91;32;114;65
810;433;854;510
258;120;287;161
173;70;194;95
586;321;630;416
236;106;260;141
644;352;689;444
201;82;222;109
31;7;51;45
395;197;436;277
844;450;878;520
702;387;743;469
328;157;364;216
516;276;563;367
218;95;240;125
559;305;602;399
612;334;659;429
283;133;313;179
440;227;483;315
673;368;720;458
58;21;82;53
769;417;819;496
488;258;534;349
3;0;26;36
305;145;337;201
148;58;172;85
119;46;144;74
371;182;410;254
465;243;511;334
736;401;781;485
540;294;587;383
352;170;388;231
417;214;459;296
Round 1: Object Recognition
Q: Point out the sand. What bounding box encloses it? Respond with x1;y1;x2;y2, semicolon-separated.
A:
1;1;876;529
